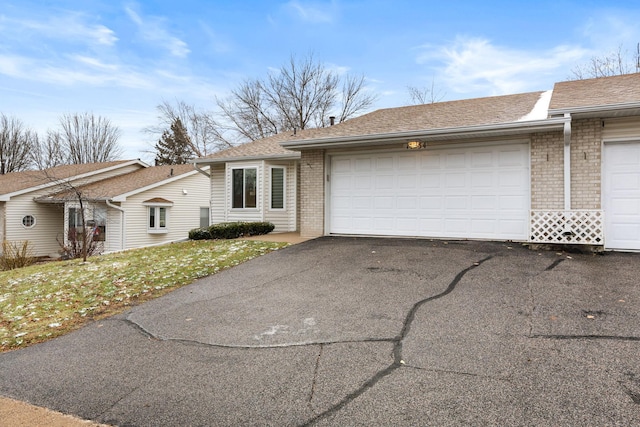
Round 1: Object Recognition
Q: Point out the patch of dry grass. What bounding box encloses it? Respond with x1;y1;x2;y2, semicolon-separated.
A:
0;239;287;351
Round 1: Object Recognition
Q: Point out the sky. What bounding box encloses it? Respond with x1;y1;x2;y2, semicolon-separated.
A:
2;0;640;162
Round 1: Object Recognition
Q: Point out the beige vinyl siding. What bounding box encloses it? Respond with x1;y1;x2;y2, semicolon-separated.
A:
210;164;225;224
224;162;265;223
603;117;640;140
105;203;123;252
0;202;5;243
119;172;210;250
264;161;297;232
5;191;64;257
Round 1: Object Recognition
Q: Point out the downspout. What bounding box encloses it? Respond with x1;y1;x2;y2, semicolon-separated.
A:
563;113;572;211
106;200;126;251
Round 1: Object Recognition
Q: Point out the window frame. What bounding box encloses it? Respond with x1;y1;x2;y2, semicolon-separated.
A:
231;167;258;209
21;215;36;228
147;205;169;234
269;166;286;210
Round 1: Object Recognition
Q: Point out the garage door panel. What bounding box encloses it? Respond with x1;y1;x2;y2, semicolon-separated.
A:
604;142;640;250
329;143;529;240
445;173;466;188
471;151;493;167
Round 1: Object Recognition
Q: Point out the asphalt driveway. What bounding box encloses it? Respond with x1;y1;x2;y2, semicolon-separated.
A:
0;237;639;426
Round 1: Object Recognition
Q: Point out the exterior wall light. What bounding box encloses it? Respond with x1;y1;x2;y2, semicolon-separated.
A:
406;140;426;149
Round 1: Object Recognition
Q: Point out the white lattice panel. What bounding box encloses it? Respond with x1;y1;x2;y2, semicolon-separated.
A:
530;210;603;245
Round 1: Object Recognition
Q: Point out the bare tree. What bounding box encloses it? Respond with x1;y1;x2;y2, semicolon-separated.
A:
217;53;378;142
58;112;123;164
0;113;37;173
569;44;640;80
407;78;446;105
30;130;67;169
145;100;232;157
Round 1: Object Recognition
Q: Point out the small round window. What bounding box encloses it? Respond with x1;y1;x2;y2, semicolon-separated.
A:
22;215;36;228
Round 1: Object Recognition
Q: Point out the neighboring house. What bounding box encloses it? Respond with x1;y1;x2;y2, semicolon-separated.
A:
0;161;210;257
0;160;148;257
195;72;640;252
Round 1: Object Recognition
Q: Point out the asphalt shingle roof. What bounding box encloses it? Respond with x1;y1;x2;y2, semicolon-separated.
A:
42;164;198;201
550;73;640;110
0;160;134;196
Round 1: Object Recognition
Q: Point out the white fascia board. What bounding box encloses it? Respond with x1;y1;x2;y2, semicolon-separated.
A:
0;159;148;201
193;153;300;165
111;167;208;202
280;118;568;150
549;101;640;117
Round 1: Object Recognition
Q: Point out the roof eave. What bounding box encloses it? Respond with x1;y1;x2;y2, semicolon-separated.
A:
280;118;568;150
549;101;640;118
0;159;149;200
193;152;301;164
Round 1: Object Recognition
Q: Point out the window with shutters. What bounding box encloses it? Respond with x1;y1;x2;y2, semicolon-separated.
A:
270;167;285;210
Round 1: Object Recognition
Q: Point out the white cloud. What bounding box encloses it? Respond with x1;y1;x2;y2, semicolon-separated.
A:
285;0;337;23
4;13;117;47
124;5;190;58
418;37;588;96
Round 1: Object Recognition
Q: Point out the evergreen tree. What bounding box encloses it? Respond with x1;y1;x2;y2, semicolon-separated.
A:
154;118;194;165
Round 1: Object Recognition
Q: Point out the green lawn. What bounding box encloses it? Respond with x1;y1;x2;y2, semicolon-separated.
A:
0;239;287;352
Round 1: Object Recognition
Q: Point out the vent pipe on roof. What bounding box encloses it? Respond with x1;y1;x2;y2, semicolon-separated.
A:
170;168;174;176
329;116;335;126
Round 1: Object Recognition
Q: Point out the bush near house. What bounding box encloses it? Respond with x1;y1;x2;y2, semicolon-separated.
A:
0;240;35;271
189;222;275;240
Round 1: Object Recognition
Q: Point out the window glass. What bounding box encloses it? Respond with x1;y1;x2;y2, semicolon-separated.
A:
22;215;36;228
271;168;285;209
232;168;257;208
149;207;156;228
159;207;166;228
245;168;257;208
93;206;107;242
232;169;244;208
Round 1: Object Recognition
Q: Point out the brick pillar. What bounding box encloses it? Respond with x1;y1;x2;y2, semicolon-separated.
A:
299;149;325;237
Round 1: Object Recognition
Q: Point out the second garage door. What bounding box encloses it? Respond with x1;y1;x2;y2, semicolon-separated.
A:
329;143;530;240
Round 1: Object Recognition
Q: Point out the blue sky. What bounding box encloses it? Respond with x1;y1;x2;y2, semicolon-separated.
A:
2;0;640;160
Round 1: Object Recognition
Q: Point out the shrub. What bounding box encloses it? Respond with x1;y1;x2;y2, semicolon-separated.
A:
188;227;212;240
0;240;36;271
201;222;275;240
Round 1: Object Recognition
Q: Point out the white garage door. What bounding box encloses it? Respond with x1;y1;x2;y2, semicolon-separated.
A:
603;142;640;251
329;143;530;240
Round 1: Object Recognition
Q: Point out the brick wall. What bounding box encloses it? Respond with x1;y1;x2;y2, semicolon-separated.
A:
531;130;564;210
299;149;325;237
530;119;602;211
571;118;601;209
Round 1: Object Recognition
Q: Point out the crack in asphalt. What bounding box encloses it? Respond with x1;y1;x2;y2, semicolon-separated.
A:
404;365;512;382
300;255;493;426
111;318;397;349
544;258;565;271
531;334;640;341
307;344;323;412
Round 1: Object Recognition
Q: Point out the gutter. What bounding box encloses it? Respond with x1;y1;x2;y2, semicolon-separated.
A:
106;200;126;251
549;101;640;117
193;152;300;165
280;117;568;150
193;163;211;177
